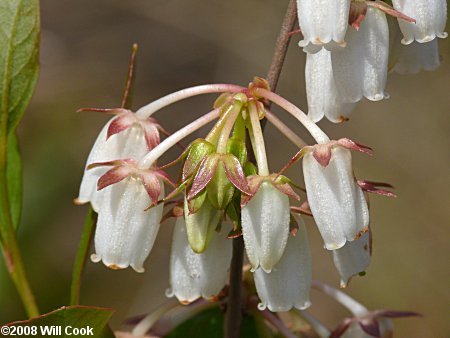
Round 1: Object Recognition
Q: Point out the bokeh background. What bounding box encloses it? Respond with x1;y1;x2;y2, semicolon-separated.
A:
1;1;449;337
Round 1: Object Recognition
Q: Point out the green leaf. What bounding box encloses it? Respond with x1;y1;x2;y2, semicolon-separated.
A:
0;0;40;132
6;131;22;228
166;307;259;338
3;306;115;338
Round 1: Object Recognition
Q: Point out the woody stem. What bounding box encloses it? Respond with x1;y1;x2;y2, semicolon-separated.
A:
224;1;298;337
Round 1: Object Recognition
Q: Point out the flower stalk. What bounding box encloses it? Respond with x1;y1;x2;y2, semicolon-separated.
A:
139;108;220;168
251;87;330;144
248;101;269;176
135;84;245;119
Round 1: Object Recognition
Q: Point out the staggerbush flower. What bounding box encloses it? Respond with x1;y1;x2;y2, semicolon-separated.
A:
253;214;311;312
76;109;163;211
302;140;371;250
297;0;351;53
241;177;296;273
305;48;356;122
392;0;448;44
331;7;389;102
167;216;232;304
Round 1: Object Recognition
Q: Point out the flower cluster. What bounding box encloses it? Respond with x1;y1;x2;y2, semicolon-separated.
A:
298;0;448;122
77;77;396;314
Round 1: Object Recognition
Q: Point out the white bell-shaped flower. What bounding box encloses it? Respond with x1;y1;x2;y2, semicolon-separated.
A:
254;215;312;312
394;39;441;74
392;0;448;44
241;181;290;273
332;231;371;288
331;7;389;102
167;217;232;304
297;0;351;53
91;178;164;272
77;119;149;211
303;146;369;250
305;48;356;123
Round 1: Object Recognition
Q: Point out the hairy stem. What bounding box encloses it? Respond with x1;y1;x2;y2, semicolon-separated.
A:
224;1;298;336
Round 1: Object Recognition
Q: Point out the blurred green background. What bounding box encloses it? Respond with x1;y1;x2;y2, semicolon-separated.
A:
1;1;449;337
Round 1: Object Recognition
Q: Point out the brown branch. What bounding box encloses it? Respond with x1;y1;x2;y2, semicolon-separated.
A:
224;1;297;337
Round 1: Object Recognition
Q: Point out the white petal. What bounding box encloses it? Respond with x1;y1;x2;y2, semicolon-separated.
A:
77;119;148;211
331;8;389;102
392;0;448;44
305;49;356;123
254;215;312;312
241;181;290;273
297;0;351;53
332;231;371;288
184;197;223;253
92;179;164;272
167;217;232;303
303;147;369;250
394;39;441;74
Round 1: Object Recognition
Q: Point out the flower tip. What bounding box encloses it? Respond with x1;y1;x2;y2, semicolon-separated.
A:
296;300;312;310
73;198;86;206
131;265;145;273
354;228;369;241
108;264;126;270
90;253;101;263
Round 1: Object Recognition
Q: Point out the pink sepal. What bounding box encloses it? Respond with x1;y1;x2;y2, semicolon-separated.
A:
90;158;173;206
97;165;135;191
337;138;373;155
359;317;381;337
221;154;252;196
107;111;137;140
187;154;252;201
367;0;416;23
313;143;333;167
357;180;397;198
187;155;220;201
349;1;368;31
240;174;300;208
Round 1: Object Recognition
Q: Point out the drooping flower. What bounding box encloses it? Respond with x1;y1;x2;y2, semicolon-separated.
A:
253;214;311;312
89;159;171;272
302;140;370;250
392;0;448;44
167;216;232;304
91;178;164;273
332;231;371;288
297;0;351;53
331;7;389;102
76;109;163;211
305;48;356;123
394;39;441;74
241;178;294;273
